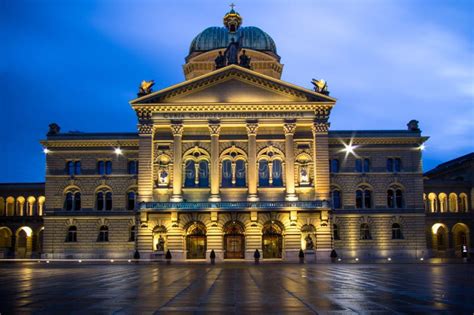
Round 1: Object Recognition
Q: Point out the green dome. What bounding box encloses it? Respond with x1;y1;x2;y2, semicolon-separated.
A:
188;26;279;58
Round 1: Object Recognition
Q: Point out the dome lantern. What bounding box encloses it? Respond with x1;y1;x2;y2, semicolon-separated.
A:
223;3;242;33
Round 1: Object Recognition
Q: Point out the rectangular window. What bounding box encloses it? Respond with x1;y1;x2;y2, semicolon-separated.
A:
394;158;401;172
363;158;370;173
128;160;138;175
355;159;363;173
105;161;112;175
386;158;393;172
98;161;105;175
66;161;81;175
330;159;339;173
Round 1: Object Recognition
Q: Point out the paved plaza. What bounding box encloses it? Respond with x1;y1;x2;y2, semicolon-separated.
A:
0;262;473;314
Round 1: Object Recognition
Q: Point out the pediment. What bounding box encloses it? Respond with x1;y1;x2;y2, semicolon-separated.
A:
130;65;335;105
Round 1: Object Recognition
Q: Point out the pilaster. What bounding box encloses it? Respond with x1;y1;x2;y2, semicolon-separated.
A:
312;121;331;200
138;123;154;202
170;121;184;202
208;121;221;202
283;120;298;201
246;121;259;201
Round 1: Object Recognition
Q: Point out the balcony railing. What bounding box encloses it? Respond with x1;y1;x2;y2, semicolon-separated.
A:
140;200;329;211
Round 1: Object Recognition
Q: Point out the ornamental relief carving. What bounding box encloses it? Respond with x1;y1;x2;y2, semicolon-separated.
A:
182;142;211;153
138;124;154;135
256;141;284;153
219;142;247;155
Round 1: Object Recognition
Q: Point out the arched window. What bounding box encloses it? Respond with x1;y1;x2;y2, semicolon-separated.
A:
127;191;136;211
272;159;283;187
221;160;232;187
360;223;371;240
65;190;81;211
356;187;372;209
235;159;246;187
97;226;109;242
449;193;458;212
333;224;340;240
184;160;196;187
66;226;77;242
428;193;438;212
6;197;14;216
438;193;448;212
129;226;136;242
65;192;73;211
387;187;403;208
198;161;209;187
391;223;403;239
96;190;112;211
459;193;468;212
0;197;4;216
258;159;270;187
257;146;284;187
183;146;210;188
220;146;247;188
331;189;342;209
330;159;339;173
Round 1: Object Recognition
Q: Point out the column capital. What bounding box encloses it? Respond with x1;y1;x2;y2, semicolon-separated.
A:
170;121;184;136
312;121;330;135
246;121;259;136
138;124;154;135
208;121;221;136
283;120;297;136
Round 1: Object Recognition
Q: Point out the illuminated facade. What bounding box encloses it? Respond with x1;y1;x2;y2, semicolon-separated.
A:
424;153;473;257
2;9;446;261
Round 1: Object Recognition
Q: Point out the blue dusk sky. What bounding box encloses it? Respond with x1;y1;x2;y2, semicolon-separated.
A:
1;0;473;182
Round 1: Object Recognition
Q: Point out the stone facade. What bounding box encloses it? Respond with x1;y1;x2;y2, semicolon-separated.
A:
1;9;452;262
423;153;473;257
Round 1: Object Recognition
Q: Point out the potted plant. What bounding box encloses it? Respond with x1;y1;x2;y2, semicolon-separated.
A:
299;249;305;264
330;249;338;263
165;249;172;265
210;249;216;265
254;249;260;264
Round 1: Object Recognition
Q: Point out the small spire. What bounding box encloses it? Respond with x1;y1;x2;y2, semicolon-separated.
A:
230;3;236;11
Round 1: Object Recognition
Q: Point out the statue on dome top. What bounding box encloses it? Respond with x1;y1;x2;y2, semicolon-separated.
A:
225;36;242;65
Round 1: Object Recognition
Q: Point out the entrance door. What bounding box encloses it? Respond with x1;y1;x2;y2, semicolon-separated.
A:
186;235;206;259
263;234;282;258
225;235;244;259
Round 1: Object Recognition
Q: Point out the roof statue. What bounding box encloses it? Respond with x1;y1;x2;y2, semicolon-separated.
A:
224;36;242;65
47;123;60;136
138;80;155;97
215;51;226;69
239;49;251;68
311;78;330;95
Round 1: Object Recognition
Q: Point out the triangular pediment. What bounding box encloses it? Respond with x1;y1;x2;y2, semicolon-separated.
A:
130;65;335;105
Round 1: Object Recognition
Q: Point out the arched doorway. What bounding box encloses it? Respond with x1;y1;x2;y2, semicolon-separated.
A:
262;222;283;259
432;224;448;254
452;223;469;257
224;221;245;259
0;227;13;258
186;223;207;259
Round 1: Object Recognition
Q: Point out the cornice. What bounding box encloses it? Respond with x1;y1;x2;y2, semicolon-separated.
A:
41;139;139;148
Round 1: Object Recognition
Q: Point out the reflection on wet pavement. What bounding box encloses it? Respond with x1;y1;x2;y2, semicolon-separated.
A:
0;263;472;314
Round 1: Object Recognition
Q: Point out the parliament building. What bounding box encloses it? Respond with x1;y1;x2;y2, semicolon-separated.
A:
1;9;471;261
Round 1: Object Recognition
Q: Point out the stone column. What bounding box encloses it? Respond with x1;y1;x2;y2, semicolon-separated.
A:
312;121;330;200
138;123;154;202
284;120;298;201
208;121;221;202
246;121;259;202
170;122;184;202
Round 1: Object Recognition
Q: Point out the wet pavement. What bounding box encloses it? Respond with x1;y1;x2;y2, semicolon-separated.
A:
0;263;473;314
